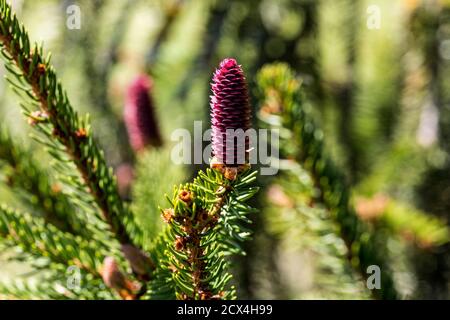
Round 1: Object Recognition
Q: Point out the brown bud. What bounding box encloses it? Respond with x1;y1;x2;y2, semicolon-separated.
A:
211;156;249;181
210;157;225;171
75;128;87;139
162;208;174;223
121;244;154;277
178;190;192;203
174;236;186;251
223;167;238;181
37;63;46;74
181;225;191;233
101;257;139;300
101;257;125;289
198;210;209;223
199;292;209;300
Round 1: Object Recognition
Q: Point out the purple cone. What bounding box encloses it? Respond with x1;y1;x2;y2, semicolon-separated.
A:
124;75;162;152
210;58;251;165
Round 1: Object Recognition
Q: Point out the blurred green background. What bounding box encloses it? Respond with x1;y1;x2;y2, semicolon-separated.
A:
0;0;449;299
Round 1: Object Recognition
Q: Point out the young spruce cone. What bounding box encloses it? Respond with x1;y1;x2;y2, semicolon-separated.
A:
124;74;162;152
210;58;252;167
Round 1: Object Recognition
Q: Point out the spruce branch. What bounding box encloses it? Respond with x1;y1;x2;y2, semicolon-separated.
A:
0;269;117;300
143;230;177;299
166;182;227;300
131;149;187;245
0;276;74;300
0;0;134;244
256;63;398;299
67;0;134;165
264;178;370;299
152;168;257;300
0;204;104;275
0;128;88;236
0;0;154;278
146;58;258;300
355;195;449;248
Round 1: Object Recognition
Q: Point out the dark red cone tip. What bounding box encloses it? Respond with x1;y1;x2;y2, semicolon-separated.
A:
210;58;251;165
124;74;162;152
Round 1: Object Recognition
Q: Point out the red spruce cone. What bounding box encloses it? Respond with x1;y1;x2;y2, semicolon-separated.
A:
124;74;162;152
210;58;251;166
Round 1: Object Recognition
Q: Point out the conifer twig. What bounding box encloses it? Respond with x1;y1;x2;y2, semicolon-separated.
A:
257;63;398;299
154;167;257;300
0;129;86;235
0;0;154;278
0;0;154;280
146;58;258;300
0;204;104;275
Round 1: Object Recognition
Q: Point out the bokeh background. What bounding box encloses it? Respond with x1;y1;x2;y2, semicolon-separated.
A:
0;0;449;299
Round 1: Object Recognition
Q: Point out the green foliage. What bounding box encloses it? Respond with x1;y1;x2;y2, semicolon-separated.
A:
261;172;370;299
147;168;258;299
131;149;187;246
0;268;116;300
0;0;142;248
0;0;259;300
0;204;104;275
0;130;78;232
362;197;449;248
0;0;448;301
256;63;397;299
0;276;72;300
